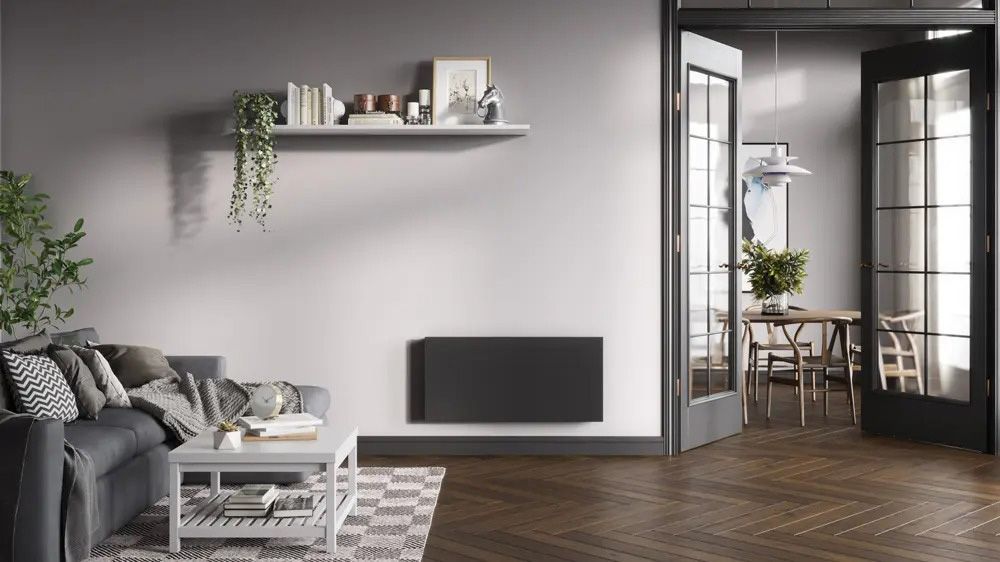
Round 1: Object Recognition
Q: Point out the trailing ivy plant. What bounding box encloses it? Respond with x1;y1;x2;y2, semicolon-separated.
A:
0;171;93;336
737;240;809;302
230;91;278;231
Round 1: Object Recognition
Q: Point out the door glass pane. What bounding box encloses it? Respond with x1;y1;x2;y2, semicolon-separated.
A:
914;0;982;6
877;331;925;395
928;206;970;272
928;274;970;336
710;332;732;394
928;70;970;138
708;76;730;141
878;273;925;332
878;77;925;143
690;138;709;206
928;136;971;205
710;209;730;271
690;274;709;336
709;274;729;333
690;207;708;272
690;336;710;400
690;71;709;139
878;209;925;271
878;141;924;207
926;335;970;402
709;141;731;207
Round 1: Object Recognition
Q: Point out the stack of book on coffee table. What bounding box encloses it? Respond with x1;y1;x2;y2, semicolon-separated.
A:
224;484;278;517
237;413;323;441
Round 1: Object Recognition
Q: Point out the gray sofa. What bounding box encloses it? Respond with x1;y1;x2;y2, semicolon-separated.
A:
0;329;330;562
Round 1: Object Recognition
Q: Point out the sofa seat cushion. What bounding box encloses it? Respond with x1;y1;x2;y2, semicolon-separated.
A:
69;407;168;458
64;425;137;477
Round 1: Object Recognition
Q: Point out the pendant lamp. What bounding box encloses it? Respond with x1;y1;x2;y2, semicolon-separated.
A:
745;31;811;188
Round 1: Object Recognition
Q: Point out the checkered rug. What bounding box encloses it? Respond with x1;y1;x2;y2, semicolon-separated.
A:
86;467;445;561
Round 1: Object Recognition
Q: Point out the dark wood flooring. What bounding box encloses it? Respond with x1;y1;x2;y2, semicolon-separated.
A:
366;387;1000;561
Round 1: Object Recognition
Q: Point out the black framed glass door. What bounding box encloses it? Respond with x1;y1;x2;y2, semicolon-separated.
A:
861;31;989;451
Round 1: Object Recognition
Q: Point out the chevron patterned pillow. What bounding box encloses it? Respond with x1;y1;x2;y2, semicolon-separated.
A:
1;350;79;422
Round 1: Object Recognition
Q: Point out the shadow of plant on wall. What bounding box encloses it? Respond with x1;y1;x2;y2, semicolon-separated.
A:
167;111;229;243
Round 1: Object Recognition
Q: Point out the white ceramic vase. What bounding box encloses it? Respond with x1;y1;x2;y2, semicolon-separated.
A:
213;430;242;450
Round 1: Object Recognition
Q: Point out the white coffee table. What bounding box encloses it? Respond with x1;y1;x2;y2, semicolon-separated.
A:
167;424;358;554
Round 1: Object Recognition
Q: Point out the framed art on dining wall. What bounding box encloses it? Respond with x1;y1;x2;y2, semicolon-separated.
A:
740;142;790;292
432;56;491;125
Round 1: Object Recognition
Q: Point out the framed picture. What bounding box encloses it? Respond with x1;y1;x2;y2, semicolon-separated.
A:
740;142;790;292
432;56;492;125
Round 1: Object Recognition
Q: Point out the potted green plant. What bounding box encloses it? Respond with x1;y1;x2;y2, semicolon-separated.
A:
214;420;242;450
0;171;93;336
738;240;809;315
230;91;278;231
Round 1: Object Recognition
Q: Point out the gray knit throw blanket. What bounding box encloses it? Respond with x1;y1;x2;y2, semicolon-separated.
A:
127;373;302;442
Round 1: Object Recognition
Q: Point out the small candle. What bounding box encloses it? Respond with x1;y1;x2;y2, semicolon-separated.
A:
418;89;431;106
407;102;420;118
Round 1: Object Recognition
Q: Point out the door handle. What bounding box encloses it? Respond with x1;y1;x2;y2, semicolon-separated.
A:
719;263;733;269
859;261;873;269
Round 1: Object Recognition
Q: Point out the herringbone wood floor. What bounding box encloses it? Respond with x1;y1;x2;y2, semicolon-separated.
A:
367;389;1000;561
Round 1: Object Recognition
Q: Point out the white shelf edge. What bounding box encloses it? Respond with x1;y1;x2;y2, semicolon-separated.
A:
225;124;530;137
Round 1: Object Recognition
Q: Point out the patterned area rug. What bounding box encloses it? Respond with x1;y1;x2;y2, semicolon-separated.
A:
86;467;445;562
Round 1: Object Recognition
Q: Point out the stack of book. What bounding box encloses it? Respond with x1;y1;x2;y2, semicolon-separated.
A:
347;112;404;126
237;412;323;441
286;82;336;126
224;484;277;518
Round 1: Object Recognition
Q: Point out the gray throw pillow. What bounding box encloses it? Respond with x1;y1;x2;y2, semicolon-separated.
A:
0;332;55;411
48;344;106;419
92;344;179;388
51;327;100;348
70;345;130;407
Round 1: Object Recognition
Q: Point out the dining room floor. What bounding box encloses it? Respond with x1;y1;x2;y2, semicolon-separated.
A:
367;386;1000;561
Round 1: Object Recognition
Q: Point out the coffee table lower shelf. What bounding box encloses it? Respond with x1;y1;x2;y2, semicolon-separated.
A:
178;490;355;539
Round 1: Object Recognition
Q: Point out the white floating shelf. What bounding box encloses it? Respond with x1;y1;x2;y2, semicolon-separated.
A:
264;124;530;136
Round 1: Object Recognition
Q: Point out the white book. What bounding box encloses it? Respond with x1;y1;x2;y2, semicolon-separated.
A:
249;425;317;437
238;413;323;430
311;88;320;125
228;489;279;506
322;83;334;125
273;495;315;518
286;82;299;126
300;85;310;126
224;507;271;517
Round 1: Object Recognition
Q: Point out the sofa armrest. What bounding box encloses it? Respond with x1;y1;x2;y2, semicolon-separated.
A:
0;414;63;562
166;356;226;381
297;385;330;421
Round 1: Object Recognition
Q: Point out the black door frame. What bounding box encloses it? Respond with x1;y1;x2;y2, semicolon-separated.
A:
661;0;1000;455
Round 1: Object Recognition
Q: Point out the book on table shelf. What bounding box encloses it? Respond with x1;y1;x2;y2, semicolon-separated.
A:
225;484;277;517
273;495;316;518
237;412;322;430
248;425;318;437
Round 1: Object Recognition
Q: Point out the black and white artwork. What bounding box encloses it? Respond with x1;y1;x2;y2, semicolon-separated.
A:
433;57;491;125
741;142;789;292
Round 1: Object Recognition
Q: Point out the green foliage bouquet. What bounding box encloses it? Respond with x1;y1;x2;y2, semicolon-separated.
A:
738;240;809;303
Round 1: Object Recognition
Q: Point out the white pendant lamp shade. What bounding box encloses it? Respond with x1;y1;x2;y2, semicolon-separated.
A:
744;145;812;188
750;31;811;188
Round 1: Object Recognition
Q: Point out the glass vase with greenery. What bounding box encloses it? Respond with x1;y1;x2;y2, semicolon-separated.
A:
738;240;809;315
0;171;93;336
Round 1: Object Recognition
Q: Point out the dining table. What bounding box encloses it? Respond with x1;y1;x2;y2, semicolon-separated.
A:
738;308;862;425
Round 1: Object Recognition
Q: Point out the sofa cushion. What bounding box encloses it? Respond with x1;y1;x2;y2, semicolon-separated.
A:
92;344;178;388
0;332;53;411
51;327;100;347
70;407;168;459
1;350;79;422
48;344;106;419
71;346;131;408
64;425;136;477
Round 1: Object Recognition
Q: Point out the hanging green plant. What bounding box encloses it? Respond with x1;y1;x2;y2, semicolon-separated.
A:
230;91;278;231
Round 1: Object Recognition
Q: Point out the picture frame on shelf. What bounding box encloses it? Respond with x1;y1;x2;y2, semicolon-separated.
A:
740;142;790;293
432;56;492;125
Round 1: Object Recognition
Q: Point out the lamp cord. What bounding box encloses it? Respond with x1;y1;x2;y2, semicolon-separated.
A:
773;30;778;150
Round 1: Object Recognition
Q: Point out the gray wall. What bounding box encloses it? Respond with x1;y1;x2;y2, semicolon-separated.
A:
707;31;905;311
1;0;663;436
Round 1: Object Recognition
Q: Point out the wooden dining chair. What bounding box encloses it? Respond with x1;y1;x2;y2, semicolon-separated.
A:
765;315;857;427
745;305;816;404
876;311;924;394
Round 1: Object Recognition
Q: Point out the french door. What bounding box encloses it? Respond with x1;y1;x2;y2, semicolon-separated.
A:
679;32;743;451
861;32;990;451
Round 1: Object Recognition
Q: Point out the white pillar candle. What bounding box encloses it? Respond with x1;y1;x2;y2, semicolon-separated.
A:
418;89;431;106
407;102;420;118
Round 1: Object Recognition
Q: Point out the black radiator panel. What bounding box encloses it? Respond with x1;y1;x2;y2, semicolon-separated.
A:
417;337;603;422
